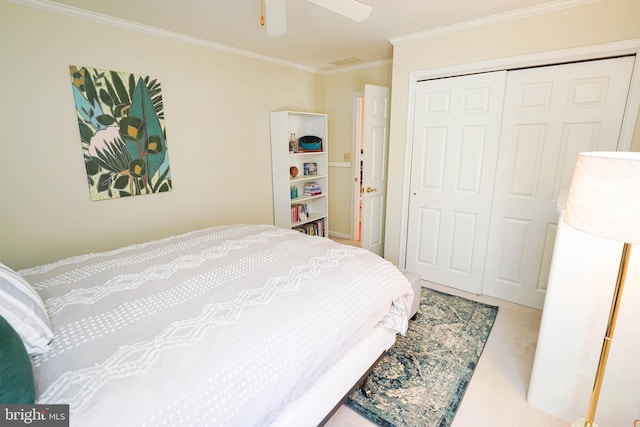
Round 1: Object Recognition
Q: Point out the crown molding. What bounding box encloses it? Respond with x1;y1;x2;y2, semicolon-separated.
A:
321;59;393;76
9;0;602;75
7;0;319;73
390;0;602;46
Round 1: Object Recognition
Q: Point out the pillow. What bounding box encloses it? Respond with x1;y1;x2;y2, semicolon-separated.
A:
0;262;53;355
0;314;35;403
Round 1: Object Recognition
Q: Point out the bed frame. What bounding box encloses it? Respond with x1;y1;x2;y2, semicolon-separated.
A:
272;327;396;426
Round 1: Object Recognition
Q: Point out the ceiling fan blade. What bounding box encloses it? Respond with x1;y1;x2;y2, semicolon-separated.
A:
265;0;287;37
307;0;372;22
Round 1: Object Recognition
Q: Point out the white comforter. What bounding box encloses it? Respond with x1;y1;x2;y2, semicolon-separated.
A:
21;224;413;426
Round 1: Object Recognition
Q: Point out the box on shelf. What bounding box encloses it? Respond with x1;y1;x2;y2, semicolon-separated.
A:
303;162;318;176
298;135;322;152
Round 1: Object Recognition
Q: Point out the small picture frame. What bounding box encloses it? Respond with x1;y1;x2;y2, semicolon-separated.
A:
304;162;318;176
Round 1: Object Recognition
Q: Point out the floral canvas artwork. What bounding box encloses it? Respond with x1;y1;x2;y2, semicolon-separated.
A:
70;65;172;201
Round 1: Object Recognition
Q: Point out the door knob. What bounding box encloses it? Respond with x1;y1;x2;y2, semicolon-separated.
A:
365;187;377;193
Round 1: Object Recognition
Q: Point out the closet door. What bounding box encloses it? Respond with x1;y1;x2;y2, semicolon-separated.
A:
482;56;635;308
406;71;506;294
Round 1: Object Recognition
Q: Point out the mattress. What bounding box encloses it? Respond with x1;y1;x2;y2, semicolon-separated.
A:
19;224;413;426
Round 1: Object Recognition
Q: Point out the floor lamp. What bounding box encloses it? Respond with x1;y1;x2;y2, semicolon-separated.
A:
563;151;640;427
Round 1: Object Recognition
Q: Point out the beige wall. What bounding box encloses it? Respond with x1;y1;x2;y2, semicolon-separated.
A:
4;0;640;270
324;64;393;238
0;1;324;269
384;0;640;264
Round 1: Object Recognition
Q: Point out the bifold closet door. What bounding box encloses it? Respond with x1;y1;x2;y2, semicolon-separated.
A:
406;71;507;294
481;56;635;308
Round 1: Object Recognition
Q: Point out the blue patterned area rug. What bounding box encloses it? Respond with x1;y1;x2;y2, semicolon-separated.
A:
346;287;498;427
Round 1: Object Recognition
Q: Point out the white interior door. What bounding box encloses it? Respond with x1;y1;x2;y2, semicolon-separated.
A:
406;71;506;294
361;84;389;256
482;56;635;308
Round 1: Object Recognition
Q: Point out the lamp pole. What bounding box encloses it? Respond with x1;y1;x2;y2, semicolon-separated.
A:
573;243;632;427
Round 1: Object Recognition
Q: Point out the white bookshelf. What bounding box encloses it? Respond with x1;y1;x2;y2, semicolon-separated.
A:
270;111;328;236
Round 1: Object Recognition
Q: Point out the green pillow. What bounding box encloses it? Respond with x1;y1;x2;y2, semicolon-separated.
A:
0;314;35;403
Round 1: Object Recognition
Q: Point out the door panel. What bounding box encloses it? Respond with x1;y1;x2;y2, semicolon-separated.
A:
449;212;476;274
364;194;383;247
406;71;507;294
482;56;635;308
415;207;440;265
361;84;390;256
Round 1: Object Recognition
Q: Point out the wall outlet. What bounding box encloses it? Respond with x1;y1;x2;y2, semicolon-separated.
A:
344;152;351;162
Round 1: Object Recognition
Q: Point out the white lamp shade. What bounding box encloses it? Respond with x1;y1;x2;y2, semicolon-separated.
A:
564;151;640;244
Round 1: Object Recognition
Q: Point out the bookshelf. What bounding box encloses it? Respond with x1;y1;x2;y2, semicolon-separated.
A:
270;111;328;237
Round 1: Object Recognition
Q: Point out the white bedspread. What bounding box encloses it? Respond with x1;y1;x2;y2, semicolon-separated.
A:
21;224;413;426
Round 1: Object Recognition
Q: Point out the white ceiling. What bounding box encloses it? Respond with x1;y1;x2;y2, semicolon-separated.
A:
29;0;589;72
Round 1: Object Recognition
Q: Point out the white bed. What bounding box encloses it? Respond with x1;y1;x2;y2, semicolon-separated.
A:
8;224;413;426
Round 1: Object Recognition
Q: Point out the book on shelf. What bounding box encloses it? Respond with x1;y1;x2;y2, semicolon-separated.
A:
291;203;308;223
293;218;325;237
303;182;322;196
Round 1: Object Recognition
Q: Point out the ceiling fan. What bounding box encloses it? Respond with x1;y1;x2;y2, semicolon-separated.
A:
261;0;372;37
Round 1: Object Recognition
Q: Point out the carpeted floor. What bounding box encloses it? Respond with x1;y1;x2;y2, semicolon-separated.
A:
346;287;498;427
